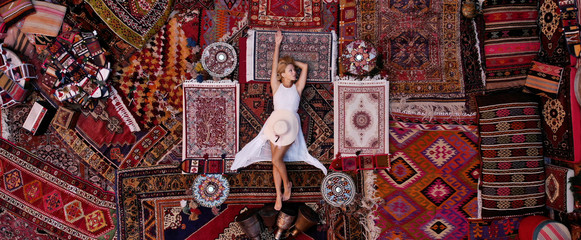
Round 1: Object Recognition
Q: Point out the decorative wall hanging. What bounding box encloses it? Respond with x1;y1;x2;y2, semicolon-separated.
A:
321;172;356;207
201;42;238;78
340;40;377;75
192;174;230;208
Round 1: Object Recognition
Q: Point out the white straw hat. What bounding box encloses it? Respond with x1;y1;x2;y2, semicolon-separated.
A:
264;110;299;146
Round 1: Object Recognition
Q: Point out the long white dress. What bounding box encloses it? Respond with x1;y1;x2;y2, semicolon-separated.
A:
231;84;328;174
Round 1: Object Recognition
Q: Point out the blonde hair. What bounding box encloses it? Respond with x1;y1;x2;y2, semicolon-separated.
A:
276;56;297;83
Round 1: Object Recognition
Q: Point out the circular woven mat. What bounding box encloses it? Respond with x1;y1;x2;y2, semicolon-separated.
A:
320;172;356;207
192;174;230;207
341;39;377;75
201;42;237;78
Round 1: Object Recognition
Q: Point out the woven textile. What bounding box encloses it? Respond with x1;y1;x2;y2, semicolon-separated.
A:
199;0;248;47
378;0;464;98
0;138;117;239
357;0;378;44
20;1;66;37
375;118;481;239
182;82;239;170
461;14;485;110
334;80;389;156
84;0;173;48
0;210;54;240
469;217;522;240
476;92;545;219
118;164;326;240
545;164;575;212
248;0;323;29
539;0;564;57
525;61;564;97
482;0;540;91
246;30;337;83
541;67;581;163
117;17;195;128
322;1;338;32
239;83;334;163
0;0;35;32
338;0;356;75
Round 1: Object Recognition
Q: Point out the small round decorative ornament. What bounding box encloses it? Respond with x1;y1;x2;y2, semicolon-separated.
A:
341;40;377;75
192;174;230;208
201;42;237;78
320;172;356;207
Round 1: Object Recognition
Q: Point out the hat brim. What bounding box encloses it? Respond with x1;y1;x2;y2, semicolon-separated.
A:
264;110;299;146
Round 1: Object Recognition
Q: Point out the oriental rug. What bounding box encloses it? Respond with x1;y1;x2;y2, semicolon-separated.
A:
338;0;356;75
200;0;248;47
246;30;337;83
378;0;464;99
541;67;581;163
248;0;323;30
334;80;389;156
482;0;540;91
476;92;546;219
538;0;567;62
356;0;378;44
545;164;575;212
0;210;55;240
84;0;174;49
1;99;114;190
460;14;485;112
375;118;481;239
322;1;339;33
239;83;334;163
0;138;118;239
182;81;239;172
118;164;327;240
468;217;522;240
116;17;196;129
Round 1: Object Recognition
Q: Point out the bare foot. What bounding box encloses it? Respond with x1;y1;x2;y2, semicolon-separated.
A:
282;182;292;201
275;195;282;211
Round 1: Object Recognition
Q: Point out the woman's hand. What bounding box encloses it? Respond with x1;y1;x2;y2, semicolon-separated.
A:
275;30;283;46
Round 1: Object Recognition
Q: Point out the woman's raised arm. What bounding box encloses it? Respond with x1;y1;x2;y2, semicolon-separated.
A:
294;60;308;95
270;30;283;94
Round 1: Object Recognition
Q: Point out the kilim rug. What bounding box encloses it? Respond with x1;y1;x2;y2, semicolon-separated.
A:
1;97;114;190
118;164;327;240
338;0;356;75
200;0;249;47
0;138;118;239
378;0;464;99
375;116;481;239
182;81;239;171
239;83;334;163
245;30;337;83
482;0;540;91
84;0;174;49
321;1;339;33
476;92;546;219
116;16;195;129
248;0;323;29
334;80;389;156
541;67;581;163
58;0;137;65
468;217;522;240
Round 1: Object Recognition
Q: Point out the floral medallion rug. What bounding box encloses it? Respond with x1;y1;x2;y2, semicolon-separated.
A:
0;138;118;239
182;81;239;172
375;113;481;239
245;30;337;83
378;0;464;99
118;165;327;240
334;80;389;156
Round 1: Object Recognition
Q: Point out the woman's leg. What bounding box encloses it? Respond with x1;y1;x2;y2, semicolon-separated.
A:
270;143;283;210
270;142;292;210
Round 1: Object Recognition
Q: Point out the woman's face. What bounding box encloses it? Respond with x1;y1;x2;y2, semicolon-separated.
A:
281;64;296;84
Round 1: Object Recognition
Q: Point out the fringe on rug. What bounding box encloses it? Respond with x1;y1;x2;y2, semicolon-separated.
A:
360;171;382;240
331;30;338;82
390;98;476;122
111;88;141;132
1;108;9;140
335;74;386;82
473;19;487;88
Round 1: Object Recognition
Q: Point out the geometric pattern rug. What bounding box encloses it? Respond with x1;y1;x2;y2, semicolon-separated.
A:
118;164;327;240
375;117;481;239
248;0;323;30
239;83;334;163
0;138;118;239
378;0;464;99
